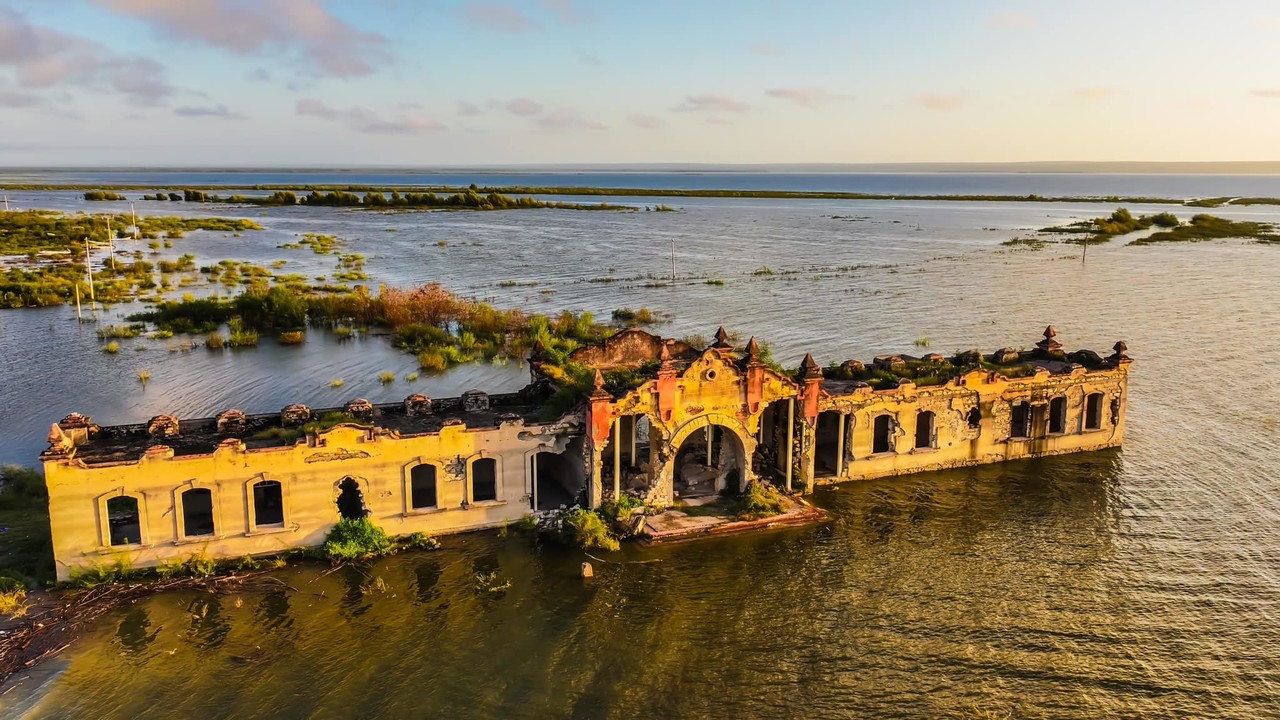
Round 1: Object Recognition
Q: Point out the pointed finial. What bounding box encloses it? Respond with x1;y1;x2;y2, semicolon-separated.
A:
1107;340;1131;363
710;326;733;351
593;368;605;391
745;336;761;359
1036;325;1063;353
801;353;822;379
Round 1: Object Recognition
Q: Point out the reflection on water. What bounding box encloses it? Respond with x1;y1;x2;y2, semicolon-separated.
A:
3;180;1280;717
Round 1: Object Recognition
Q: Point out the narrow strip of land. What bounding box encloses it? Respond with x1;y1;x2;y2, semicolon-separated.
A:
4;183;1280;207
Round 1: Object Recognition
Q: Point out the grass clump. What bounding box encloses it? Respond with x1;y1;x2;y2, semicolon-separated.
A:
322;517;393;561
136;370;151;384
705;278;725;286
97;324;142;339
562;508;620;551
278;330;305;345
84;190;126;201
913;336;930;348
599;495;645;522
206;332;225;349
1129;214;1280;245
155;552;218;579
330;378;345;388
737;481;787;520
378;371;396;384
103;341;120;354
68;557;135;588
399;531;440;551
0;572;29;617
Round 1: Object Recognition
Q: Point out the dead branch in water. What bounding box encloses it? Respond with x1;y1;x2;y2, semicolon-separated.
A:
0;572;292;685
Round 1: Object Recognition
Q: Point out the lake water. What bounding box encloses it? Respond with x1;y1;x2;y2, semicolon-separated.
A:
2;173;1279;718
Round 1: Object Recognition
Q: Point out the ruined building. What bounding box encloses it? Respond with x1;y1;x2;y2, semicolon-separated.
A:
40;327;1131;580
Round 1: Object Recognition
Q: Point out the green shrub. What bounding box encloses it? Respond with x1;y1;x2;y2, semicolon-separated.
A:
278;330;305;345
400;531;440;550
68;557;134;587
321;517;393;561
600;495;644;522
737;481;787;520
206;332;225;349
378;371;396;384
103;341;120;354
563;508;620;551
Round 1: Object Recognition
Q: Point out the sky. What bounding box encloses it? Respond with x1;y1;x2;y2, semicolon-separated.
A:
2;0;1280;166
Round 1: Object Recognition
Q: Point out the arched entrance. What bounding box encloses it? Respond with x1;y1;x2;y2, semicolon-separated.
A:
669;419;749;500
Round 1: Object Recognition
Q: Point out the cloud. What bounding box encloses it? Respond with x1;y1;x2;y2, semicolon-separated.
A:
0;90;49;108
1251;88;1280;98
540;0;582;25
458;2;539;33
919;93;964;110
173;102;242;118
93;0;390;77
296;98;445;134
765;87;847;107
672;93;749;113
987;11;1035;29
505;97;543;116
536;107;604;131
749;42;783;57
246;67;272;82
1073;87;1114;100
457;100;484;116
628;113;662;129
0;8;174;104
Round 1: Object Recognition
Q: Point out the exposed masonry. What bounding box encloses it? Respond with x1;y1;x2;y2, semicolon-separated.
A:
40;326;1131;580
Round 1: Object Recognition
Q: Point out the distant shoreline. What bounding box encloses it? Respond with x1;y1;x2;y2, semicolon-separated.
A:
5;183;1277;207
4;161;1280;175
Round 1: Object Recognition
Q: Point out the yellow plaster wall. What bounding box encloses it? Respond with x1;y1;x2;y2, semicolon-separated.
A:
43;420;575;581
819;366;1129;483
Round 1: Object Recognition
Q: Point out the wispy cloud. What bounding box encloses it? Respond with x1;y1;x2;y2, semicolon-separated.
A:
94;0;390;77
457;100;484;116
628;113;662;129
987;11;1035;29
1073;87;1115;100
765;87;847;107
0;8;173;104
919;93;964;110
296;98;444;134
458;2;539;33
536;107;604;131
173;102;242;119
672;93;749;113
505;97;543;116
749;42;783;57
1251;88;1280;98
540;0;582;25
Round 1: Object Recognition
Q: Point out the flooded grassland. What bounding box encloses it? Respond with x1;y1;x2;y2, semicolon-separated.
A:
2;189;1279;718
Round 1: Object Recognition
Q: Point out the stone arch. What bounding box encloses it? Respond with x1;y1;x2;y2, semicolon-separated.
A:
662;413;756;498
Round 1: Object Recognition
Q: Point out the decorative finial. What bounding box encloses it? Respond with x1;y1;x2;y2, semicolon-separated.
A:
593;368;605;391
711;326;732;350
745;336;761;360
1107;340;1131;363
1036;325;1062;353
801;353;822;379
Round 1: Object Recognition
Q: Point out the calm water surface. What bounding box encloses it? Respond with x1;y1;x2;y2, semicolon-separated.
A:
2;174;1279;718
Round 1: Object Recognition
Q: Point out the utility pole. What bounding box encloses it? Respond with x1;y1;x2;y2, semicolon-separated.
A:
1082;236;1088;264
2;195;9;211
670;238;676;281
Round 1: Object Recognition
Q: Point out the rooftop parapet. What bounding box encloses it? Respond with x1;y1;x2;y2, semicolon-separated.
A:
44;384;560;467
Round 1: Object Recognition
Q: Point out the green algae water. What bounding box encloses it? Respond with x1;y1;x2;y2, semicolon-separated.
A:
2;173;1280;717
